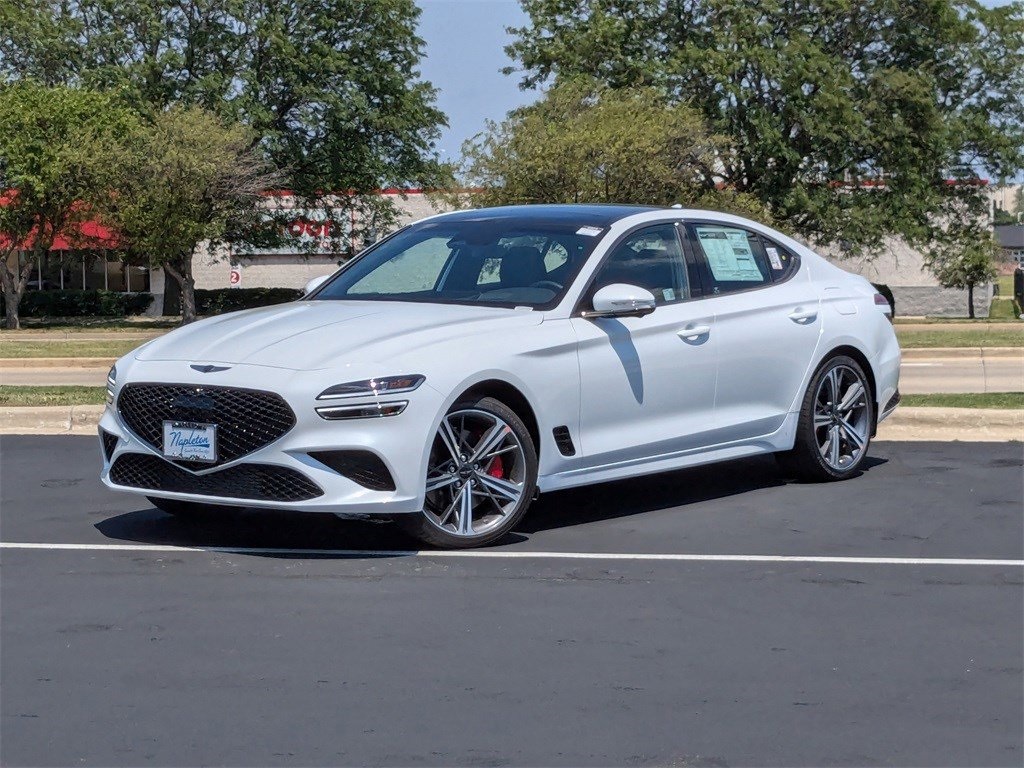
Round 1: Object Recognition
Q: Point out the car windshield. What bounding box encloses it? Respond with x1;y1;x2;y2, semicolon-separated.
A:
311;219;605;308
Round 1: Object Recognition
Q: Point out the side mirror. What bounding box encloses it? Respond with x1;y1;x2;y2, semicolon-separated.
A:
583;283;657;319
302;274;331;297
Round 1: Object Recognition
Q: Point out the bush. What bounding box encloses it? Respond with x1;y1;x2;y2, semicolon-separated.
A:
193;287;303;315
872;283;895;316
13;289;153;318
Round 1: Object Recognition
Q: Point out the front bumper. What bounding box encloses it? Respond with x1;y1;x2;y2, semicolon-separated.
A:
99;362;445;516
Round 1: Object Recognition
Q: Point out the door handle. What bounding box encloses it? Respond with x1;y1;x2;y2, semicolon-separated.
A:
677;324;711;340
788;308;818;323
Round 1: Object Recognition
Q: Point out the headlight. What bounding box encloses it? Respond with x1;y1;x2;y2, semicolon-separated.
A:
316;375;424;400
315;401;409;420
106;365;117;404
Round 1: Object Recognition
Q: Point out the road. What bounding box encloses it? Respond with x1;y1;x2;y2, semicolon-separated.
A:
1;436;1021;766
900;351;1023;394
3;351;1023;391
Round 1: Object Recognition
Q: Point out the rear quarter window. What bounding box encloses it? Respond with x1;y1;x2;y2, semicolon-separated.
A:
759;236;801;283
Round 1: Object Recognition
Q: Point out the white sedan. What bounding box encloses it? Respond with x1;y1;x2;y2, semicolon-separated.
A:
99;205;901;548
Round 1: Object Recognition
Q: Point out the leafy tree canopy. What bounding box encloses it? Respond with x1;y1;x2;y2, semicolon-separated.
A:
506;0;1024;255
0;82;138;328
462;80;774;221
0;0;451;240
925;224;998;316
101;106;281;323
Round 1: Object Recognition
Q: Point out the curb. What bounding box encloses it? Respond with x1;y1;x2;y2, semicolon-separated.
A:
876;407;1022;442
1;357;117;368
1;405;1020;441
0;404;106;434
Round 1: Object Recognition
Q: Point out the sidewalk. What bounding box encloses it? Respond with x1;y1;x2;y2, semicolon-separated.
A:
1;404;1020;441
2;332;160;342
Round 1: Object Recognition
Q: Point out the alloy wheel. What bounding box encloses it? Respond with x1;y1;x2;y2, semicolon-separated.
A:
422;408;528;537
814;364;871;471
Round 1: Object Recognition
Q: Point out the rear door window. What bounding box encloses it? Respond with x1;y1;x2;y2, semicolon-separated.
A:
688;223;772;296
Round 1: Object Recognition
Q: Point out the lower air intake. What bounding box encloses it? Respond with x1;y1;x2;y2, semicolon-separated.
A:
308;450;396;491
101;430;119;461
110;453;323;502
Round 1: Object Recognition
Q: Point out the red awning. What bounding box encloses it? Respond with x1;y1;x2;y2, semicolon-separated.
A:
0;191;119;251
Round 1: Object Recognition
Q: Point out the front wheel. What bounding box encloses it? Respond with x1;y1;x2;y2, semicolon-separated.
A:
777;355;874;482
397;396;538;549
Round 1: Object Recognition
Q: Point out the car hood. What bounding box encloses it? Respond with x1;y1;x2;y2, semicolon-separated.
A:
135;300;544;371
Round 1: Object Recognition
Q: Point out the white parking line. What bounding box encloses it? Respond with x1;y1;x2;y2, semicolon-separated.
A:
1;541;1021;566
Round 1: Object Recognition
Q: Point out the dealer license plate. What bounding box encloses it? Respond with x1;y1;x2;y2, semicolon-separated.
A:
162;421;217;463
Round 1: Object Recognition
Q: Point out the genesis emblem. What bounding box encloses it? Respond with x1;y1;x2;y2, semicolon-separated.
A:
190;364;231;373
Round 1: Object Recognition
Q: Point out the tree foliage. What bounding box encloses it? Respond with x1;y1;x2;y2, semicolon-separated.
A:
462;80;773;221
925;227;998;318
0;82;136;328
506;0;1024;255
102;106;281;323
0;0;451;242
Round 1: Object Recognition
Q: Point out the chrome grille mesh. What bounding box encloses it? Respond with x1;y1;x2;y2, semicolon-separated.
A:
117;383;295;467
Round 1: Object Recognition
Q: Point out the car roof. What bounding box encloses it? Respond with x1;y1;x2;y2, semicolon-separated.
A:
429;204;661;228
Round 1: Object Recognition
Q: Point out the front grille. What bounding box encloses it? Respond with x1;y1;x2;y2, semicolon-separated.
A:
110;453;323;502
118;383;295;468
308;450;396;491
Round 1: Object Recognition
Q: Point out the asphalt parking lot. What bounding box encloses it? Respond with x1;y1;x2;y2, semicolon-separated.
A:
1;436;1022;767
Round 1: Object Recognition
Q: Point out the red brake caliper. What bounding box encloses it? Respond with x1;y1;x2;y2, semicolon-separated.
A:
486;455;505;478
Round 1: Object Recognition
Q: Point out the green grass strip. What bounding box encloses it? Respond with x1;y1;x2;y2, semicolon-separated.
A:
0;386;107;406
0;339;142;358
899;392;1024;409
895;328;1023;348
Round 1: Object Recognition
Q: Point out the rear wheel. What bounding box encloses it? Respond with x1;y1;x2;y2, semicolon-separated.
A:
398;396;538;549
777;355;874;481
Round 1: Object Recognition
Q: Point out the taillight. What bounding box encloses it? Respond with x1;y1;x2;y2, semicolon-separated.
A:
874;293;893;322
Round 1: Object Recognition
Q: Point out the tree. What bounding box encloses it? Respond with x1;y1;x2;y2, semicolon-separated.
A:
0;82;136;329
506;0;1024;256
104;106;280;323
926;228;999;318
0;0;451;247
993;206;1018;225
462;80;772;220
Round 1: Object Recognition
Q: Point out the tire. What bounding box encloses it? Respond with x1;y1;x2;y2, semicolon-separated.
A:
397;396;538;549
147;496;234;518
777;355;875;482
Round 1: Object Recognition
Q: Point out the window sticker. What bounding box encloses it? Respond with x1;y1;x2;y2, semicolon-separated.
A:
696;226;765;282
663;288;676;302
766;246;783;270
576;226;603;237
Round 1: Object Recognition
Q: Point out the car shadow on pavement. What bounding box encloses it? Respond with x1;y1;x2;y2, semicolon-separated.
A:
520;453;885;534
95;453;887;555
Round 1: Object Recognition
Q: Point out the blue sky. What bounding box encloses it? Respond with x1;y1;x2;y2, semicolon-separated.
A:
416;0;533;159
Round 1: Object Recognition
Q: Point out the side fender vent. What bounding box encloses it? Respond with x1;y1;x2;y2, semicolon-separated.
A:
552;426;576;457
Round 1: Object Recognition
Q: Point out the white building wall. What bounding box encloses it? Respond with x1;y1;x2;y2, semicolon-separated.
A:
819;237;992;318
189;192;451;292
